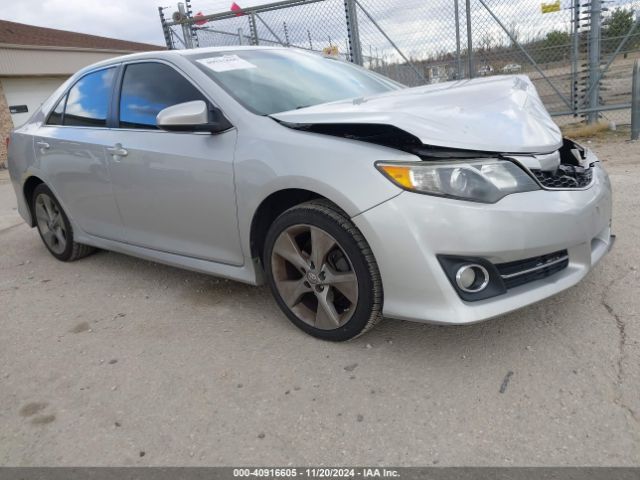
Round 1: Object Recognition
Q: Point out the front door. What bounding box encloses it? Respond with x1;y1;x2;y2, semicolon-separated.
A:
106;61;243;265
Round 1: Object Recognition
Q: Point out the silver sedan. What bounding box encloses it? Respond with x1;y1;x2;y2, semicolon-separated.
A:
7;47;613;340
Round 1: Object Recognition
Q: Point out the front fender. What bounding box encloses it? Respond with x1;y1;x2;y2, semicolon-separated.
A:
233;129;414;262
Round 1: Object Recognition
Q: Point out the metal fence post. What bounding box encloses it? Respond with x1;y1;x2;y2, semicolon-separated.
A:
587;0;602;124
585;13;640;108
465;0;473;78
158;7;174;50
632;60;640;140
344;0;363;65
178;3;194;49
571;0;580;116
185;0;200;47
454;0;462;79
249;12;259;45
237;28;244;45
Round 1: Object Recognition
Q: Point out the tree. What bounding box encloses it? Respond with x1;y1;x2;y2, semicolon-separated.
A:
537;30;571;63
603;8;640;52
544;30;571;47
479;32;495;52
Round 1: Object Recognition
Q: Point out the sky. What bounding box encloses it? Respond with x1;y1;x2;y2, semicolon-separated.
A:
0;0;636;54
0;0;266;46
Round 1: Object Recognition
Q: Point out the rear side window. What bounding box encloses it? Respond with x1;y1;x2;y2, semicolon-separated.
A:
47;95;66;125
119;62;208;129
63;68;115;127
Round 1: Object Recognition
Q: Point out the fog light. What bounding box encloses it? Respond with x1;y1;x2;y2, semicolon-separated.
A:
438;255;505;301
455;264;490;293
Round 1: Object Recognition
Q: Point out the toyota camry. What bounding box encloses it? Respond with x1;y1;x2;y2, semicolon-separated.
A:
7;46;614;340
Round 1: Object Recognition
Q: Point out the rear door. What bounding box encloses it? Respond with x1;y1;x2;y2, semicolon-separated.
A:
34;67;125;241
105;61;243;265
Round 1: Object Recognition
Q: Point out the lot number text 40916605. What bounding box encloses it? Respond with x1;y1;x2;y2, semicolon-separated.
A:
232;468;400;478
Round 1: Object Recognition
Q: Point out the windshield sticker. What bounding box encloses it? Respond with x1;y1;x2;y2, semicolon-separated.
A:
196;55;257;73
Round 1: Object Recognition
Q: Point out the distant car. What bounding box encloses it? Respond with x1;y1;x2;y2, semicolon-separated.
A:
8;46;614;340
502;63;522;73
478;65;494;76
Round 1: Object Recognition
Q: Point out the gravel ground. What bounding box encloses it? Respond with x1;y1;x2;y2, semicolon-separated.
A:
0;134;639;466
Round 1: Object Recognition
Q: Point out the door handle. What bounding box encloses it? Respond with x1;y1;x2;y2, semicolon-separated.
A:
107;144;128;157
36;141;50;150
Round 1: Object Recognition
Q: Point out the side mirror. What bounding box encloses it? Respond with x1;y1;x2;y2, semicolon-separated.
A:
156;100;231;133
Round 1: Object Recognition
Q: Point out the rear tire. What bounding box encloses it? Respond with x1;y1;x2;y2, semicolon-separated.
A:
31;184;96;262
264;199;383;341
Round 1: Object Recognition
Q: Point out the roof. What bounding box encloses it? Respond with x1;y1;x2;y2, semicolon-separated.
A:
75;46;305;73
178;45;282;56
0;19;163;52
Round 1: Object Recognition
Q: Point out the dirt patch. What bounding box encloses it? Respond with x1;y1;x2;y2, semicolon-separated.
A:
70;321;90;333
30;415;56;425
19;402;48;417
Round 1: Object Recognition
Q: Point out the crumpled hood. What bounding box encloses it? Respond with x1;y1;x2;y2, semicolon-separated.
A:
271;75;562;154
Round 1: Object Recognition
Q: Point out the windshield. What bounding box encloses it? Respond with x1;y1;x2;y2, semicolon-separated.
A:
190;49;404;115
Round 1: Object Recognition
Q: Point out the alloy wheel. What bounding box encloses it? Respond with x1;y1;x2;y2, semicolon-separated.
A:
270;224;359;330
34;193;67;255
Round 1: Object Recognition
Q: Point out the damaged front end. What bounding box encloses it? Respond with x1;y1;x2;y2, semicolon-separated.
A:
507;138;595;190
272;75;596;198
277;121;495;159
271;75;563;154
279;120;596;196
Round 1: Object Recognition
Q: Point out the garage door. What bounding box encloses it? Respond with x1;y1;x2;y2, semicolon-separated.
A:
2;76;68;128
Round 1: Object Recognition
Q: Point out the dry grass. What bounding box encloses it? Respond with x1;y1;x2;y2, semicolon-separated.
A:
560;121;611;139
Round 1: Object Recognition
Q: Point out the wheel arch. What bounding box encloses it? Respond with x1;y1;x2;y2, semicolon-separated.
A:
249;188;347;264
22;175;45;227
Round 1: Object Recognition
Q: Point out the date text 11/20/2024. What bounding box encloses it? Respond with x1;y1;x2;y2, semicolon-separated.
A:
232;468;400;477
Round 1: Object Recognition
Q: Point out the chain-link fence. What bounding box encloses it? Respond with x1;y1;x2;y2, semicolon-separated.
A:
159;0;640;127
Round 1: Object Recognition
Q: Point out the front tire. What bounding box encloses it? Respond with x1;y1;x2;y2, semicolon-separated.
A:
31;184;95;262
264;200;383;341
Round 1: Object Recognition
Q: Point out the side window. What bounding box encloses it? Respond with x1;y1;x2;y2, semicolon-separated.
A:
119;62;208;130
47;94;66;125
64;68;115;127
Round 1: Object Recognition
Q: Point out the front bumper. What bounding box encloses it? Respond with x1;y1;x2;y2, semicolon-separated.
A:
352;163;613;324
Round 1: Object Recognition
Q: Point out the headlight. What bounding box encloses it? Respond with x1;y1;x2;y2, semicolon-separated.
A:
376;159;540;203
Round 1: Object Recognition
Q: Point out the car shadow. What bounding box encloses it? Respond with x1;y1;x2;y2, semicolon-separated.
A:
78;247;602;365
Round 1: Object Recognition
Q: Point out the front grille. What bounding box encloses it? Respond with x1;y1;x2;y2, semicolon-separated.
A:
531;165;593;189
496;250;569;290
